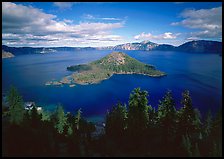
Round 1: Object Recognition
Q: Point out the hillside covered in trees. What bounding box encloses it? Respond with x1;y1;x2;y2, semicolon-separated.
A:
2;86;222;157
45;52;166;86
68;52;166;84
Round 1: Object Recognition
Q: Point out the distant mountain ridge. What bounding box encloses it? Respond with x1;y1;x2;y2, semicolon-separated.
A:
101;40;222;54
176;40;222;54
99;41;159;51
2;40;222;55
1;45;96;55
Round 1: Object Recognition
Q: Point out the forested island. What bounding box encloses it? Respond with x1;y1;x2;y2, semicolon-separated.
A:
46;52;166;86
2;86;222;157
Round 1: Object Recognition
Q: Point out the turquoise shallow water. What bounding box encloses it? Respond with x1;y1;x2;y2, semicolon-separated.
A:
2;50;222;122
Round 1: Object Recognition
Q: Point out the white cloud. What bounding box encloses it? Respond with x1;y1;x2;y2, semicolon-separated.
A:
134;32;151;40
2;2;57;34
83;14;95;20
63;19;73;24
134;32;179;40
101;17;121;21
171;6;222;40
2;2;125;47
83;14;122;21
53;2;75;9
163;32;176;39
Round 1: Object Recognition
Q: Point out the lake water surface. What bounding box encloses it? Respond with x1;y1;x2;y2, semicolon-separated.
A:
2;50;222;122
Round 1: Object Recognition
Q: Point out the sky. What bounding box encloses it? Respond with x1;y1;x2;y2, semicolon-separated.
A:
2;2;222;47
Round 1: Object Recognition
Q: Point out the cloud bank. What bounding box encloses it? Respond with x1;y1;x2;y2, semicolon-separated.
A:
171;6;222;40
83;14;122;21
2;2;124;47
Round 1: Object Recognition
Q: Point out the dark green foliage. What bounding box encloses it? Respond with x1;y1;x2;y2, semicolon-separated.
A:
203;110;212;137
211;108;222;137
54;104;67;134
105;102;127;138
158;90;176;118
92;52;164;76
193;143;201;157
66;112;75;136
158;90;177;140
6;86;25;125
67;64;92;72
193;108;203;137
181;135;202;157
79;119;96;139
182;134;192;157
67;52;166;84
40;110;51;121
30;106;42;128
211;141;222;157
148;106;157;126
209;108;222;157
178;90;202;137
128;88;149;133
2;87;222;157
75;108;82;130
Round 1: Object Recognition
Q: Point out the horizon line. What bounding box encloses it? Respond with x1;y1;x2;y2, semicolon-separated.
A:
2;39;222;48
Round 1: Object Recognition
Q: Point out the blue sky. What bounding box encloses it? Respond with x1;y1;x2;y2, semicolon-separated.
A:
2;2;222;47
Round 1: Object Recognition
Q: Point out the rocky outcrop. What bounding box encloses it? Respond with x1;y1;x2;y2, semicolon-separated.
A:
2;50;14;58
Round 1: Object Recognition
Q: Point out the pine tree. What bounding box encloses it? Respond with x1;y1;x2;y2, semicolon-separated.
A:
211;141;222;157
157;90;176;140
211;108;222;138
6;86;25;125
178;90;199;136
203;110;213;138
158;90;176;119
79;119;96;141
182;134;192;157
54;104;67;134
30;106;42;128
75;108;82;130
209;108;222;157
148;105;156;127
67;124;73;136
127;88;150;136
105;102;127;138
193;143;201;157
193;108;202;139
66;112;75;136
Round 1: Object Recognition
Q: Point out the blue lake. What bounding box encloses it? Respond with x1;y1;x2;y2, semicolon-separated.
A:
2;50;222;122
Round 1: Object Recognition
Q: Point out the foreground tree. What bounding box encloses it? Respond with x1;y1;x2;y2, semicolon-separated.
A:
2;86;222;157
203;110;213;138
147;106;157;127
178;90;202;137
54;104;67;134
209;108;222;157
30;106;42;127
126;88;151;155
127;88;150;134
182;134;192;157
6;86;25;125
75;108;82;131
158;90;177;140
105;102;127;138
